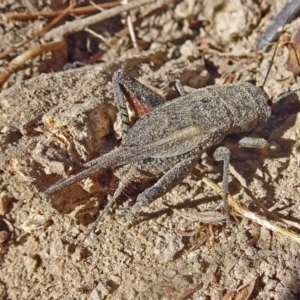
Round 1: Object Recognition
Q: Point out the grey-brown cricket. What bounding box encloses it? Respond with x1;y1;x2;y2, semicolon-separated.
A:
41;38;299;244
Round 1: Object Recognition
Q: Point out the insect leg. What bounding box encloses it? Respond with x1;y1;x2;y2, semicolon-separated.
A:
237;137;268;149
112;70;165;136
213;146;231;225
126;157;199;221
79;179;126;246
80;165;143;246
169;80;186;96
113;73;131;136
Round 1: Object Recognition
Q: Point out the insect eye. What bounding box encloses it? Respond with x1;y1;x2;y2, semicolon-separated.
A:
267;99;273;107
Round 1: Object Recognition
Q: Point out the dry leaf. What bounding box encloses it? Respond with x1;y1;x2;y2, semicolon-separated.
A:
222;277;257;300
285;42;300;77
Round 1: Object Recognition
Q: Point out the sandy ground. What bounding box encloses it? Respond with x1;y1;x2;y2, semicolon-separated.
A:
0;0;300;299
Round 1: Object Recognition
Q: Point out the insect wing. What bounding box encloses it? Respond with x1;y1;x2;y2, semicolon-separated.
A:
147;125;203;158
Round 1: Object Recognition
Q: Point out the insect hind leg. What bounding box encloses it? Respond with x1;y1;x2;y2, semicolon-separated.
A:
112;70;165;136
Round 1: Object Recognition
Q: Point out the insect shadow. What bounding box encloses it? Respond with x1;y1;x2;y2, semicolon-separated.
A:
41;43;300;245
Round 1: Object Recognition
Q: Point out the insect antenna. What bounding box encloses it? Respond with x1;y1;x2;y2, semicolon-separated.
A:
261;34;281;88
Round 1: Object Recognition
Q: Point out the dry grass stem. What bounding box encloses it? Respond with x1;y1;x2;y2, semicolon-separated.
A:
88;0;177;63
122;0;138;50
2;2;121;21
44;0;155;40
203;177;300;244
0;2;75;59
0;40;66;86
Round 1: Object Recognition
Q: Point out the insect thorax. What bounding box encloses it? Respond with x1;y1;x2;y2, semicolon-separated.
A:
205;82;271;133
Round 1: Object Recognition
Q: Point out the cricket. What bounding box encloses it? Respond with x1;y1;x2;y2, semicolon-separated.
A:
42;72;272;222
41;40;297;241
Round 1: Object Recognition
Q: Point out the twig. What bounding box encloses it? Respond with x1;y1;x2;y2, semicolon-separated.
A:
122;0;138;50
0;2;75;60
87;0;178;63
202;177;300;244
0;40;66;86
2;2;121;21
241;188;300;230
89;0;105;12
44;0;156;40
85;28;113;46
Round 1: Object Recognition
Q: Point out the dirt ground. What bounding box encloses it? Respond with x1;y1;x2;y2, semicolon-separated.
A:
1;0;300;299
